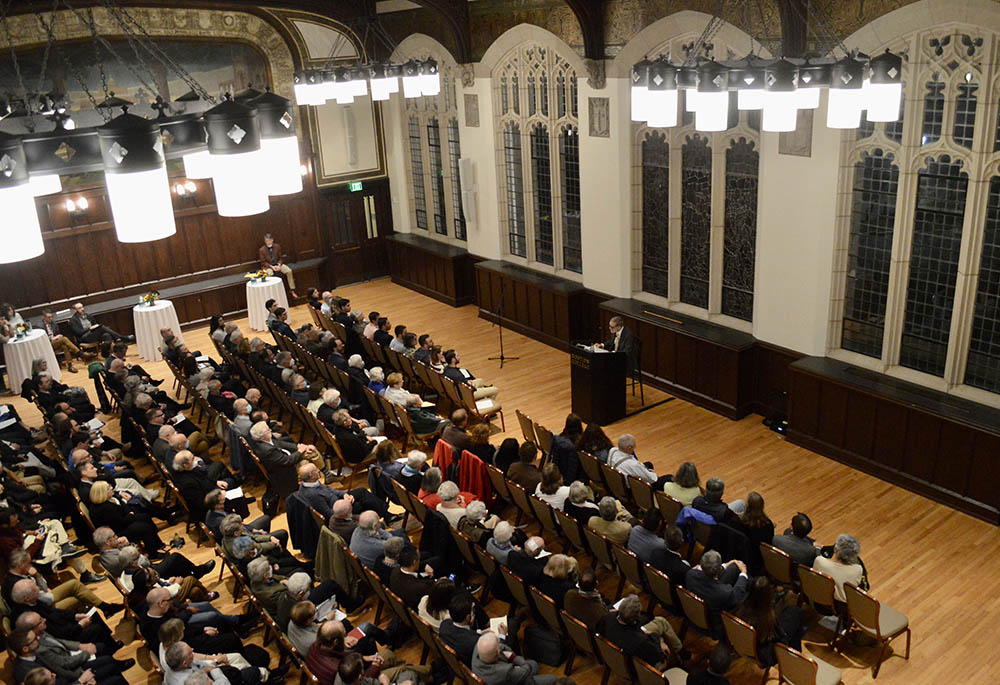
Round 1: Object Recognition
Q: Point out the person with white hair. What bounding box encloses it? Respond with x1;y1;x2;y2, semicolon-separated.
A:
249;420;333;495
471;630;556;685
366;367;386;396
486;522;518;566
457;499;500;545
345;354;370;405
349;510;409;569
317;388;378;436
295;461;390;521
812;533;864;603
436;481;468;528
331;409;378;464
607;433;661;486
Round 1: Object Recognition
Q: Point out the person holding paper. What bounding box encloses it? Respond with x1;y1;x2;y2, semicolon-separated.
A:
171;451;247;521
442;349;499;401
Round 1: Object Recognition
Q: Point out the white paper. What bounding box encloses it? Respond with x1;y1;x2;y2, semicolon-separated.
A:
316;597;336;617
196;355;210;362
85;418;105;431
488;616;506;635
475;399;493;411
612;597;627;610
85;606;98;618
333;609;346;622
0;405;9;417
224;487;244;500
460;369;472;378
0;418;17;430
371;435;388;443
171;413;186;424
536;549;552;559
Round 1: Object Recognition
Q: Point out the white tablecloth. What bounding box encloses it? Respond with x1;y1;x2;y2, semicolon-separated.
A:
6;329;62;391
247;277;289;331
133;299;183;362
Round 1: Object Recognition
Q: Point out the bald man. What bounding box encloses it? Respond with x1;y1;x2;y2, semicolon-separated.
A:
471;631;556;684
348;510;409;568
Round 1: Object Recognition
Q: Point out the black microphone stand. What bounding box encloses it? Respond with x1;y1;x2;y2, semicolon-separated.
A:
489;276;519;368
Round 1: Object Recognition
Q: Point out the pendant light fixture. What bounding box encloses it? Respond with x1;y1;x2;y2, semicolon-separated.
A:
865;50;903;122
629;58;654;123
419;59;440;96
694;60;729;132
251;87;303;197
762;59;800;132
401;59;422;99
826;56;865;129
293;70;327;106
97;106;176;243
794;59;829;110
203;95;269;217
645;58;678;128
27;174;62;196
369;64;401;101
0;131;45;263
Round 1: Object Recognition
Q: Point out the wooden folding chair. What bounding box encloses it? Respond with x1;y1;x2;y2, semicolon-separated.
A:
499;566;530;607
595;634;635;685
533;421;553;459
457;380;505;430
600;461;633;508
555;508;588;554
655;491;684;525
515;409;537;444
582;527;615;571
578;449;605;490
775;643;844;685
529;586;565;636
628;474;655;512
797;564;843;646
611;543;645;598
645;565;679;615
722;610;772;683
760;542;798;590
506;481;535;525
529;495;562;541
844;582;911;678
560;610;600;676
677;586;712;639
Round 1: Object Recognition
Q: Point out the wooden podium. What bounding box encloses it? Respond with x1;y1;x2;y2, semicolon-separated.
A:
570;344;626;425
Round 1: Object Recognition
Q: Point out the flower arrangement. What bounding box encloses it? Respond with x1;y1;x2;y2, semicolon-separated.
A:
141;291;160;306
14;322;30;337
245;269;268;283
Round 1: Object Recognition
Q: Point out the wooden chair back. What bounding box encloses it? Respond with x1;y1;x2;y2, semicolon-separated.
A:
655;491;683;525
529;495;561;537
760;542;796;586
722;611;766;670
555;508;587;553
560;610;598;675
600;461;632;505
577;450;605;488
533;421;553;456
628;474;655;512
529;587;564;633
499;566;530;606
678;586;711;632
612;543;646;594
797;564;837;610
507;481;535;522
448;527;480;569
582;527;615;569
595;634;635;682
515;409;537;444
474;546;497;577
645;565;678;612
775;643;825;685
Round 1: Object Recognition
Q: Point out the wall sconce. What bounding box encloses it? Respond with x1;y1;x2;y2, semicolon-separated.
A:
65;197;89;217
300;163;308;177
173;180;198;204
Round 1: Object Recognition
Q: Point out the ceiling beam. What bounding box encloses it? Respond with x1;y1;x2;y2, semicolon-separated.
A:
408;0;472;63
565;0;604;60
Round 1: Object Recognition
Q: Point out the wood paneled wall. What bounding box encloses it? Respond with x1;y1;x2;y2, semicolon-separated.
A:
3;176;323;315
787;357;1000;524
388;233;477;307
318;179;393;288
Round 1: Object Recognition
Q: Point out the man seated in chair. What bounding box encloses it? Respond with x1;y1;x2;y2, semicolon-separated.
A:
442;349;498;400
317;389;377;436
684;549;749;638
331;409;377;465
68;302;134;344
471;630;557;685
599;593;685;670
295;462;389;521
248;421;334;496
172;451;246;521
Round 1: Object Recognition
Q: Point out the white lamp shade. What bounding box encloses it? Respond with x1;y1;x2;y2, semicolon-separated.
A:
685;88;701;113
0;184;44;263
630;85;649;122
827;88;863;128
795;87;821;110
865;81;902;122
694;91;729;131
646;90;678;128
294;82;326;107
261;136;303;196
211;150;270;217
183;149;214;179
762;90;799;132
402;75;422;98
370;76;398;101
27;174;62;196
737;89;764;110
105;166;177;243
349;78;368;98
420;72;441;96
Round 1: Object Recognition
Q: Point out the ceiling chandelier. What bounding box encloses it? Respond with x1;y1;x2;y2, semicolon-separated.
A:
630;2;903;133
0;0;304;261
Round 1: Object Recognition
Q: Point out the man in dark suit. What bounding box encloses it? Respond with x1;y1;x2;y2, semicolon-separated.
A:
506;536;548;586
692;477;741;525
389;546;434;609
439;594;484;666
249;421;333;497
346;355;370;406
269;308;296;339
563;567;610;628
771;512;822;566
15;611;132;684
688;644;733;685
9;580;115;645
650;525;693;587
259;233;297;297
684;550;749;638
171;451;246;521
598;315;636;369
331;408;377;464
68;302;133;344
295;462;387;519
599;594;682;670
372;317;393;347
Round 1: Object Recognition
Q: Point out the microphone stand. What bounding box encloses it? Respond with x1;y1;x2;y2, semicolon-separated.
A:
489;275;519;368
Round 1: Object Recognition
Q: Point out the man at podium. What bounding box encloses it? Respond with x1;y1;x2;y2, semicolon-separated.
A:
596;316;635;361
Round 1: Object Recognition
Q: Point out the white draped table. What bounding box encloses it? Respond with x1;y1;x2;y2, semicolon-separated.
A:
132;299;183;361
247;277;288;331
6;329;61;391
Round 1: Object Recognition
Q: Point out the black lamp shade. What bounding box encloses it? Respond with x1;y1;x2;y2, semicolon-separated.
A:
203;98;261;155
0;131;28;188
97;111;165;174
830;56;865;90
22;127;104;175
251;90;296;139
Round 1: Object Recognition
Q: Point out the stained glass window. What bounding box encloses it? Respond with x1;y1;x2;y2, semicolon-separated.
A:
680;135;712;308
722;138;758;321
504;122;526;257
641;132;670;298
447;119;466;241
531;123;554;266
427;119;447;235
560;127;582;273
408;116;427;230
842;150;899;357
899;156;968;376
964;177;1000;393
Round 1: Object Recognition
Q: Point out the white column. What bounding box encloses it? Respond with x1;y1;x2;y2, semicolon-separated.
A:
458;73;503;260
382;96;412;234
753;105;842;355
577;75;632;297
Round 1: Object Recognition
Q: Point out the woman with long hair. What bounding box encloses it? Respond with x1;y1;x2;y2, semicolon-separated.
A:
733;491;775;575
549;413;584;483
418;577;457;630
493;437;520;472
535;463;571;510
577;423;613;463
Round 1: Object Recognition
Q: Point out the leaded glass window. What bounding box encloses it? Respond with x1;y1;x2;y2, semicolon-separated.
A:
899;156;968;376
528;73;537;116
921;80;945;144
560;127;582;273
722;138;758;321
641;132;670;298
842;151;899;357
680;134;712;308
885;94;905;143
964;176;1000;392
427;119;446;235
531;123;554;266
857;111;875;140
447;119;466;241
408;116;427;230
953;82;978;148
504;122;526;257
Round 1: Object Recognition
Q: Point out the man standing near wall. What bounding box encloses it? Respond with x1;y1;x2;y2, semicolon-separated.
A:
259;233;297;298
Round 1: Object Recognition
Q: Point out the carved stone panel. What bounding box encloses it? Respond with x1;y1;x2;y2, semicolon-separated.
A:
464;93;480;127
588;97;609;137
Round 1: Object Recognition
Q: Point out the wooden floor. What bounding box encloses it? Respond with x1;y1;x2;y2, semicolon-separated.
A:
3;277;998;685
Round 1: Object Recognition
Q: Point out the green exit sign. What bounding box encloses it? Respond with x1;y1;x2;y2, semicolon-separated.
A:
348;181;363;192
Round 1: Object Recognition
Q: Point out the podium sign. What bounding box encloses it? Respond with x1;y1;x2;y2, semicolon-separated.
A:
571;345;626;425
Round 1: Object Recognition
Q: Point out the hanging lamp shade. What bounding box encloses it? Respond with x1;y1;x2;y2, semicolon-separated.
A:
729;56;765;110
0;131;45;263
762;59;800;132
419;59;440;96
826;56;865;128
630;57;653;122
251;88;302;197
866;50;903;122
645;59;678;128
370;64;401;101
794;59;830;110
27;174;62;196
97;108;176;243
401;60;422;98
695;60;729;131
293;70;327;106
327;67;355;104
204;95;269;217
347;67;369;98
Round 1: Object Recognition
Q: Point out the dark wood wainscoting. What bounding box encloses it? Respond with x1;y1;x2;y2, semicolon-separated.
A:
387;234;477;306
474;261;587;351
787;357;1000;524
598;298;756;419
